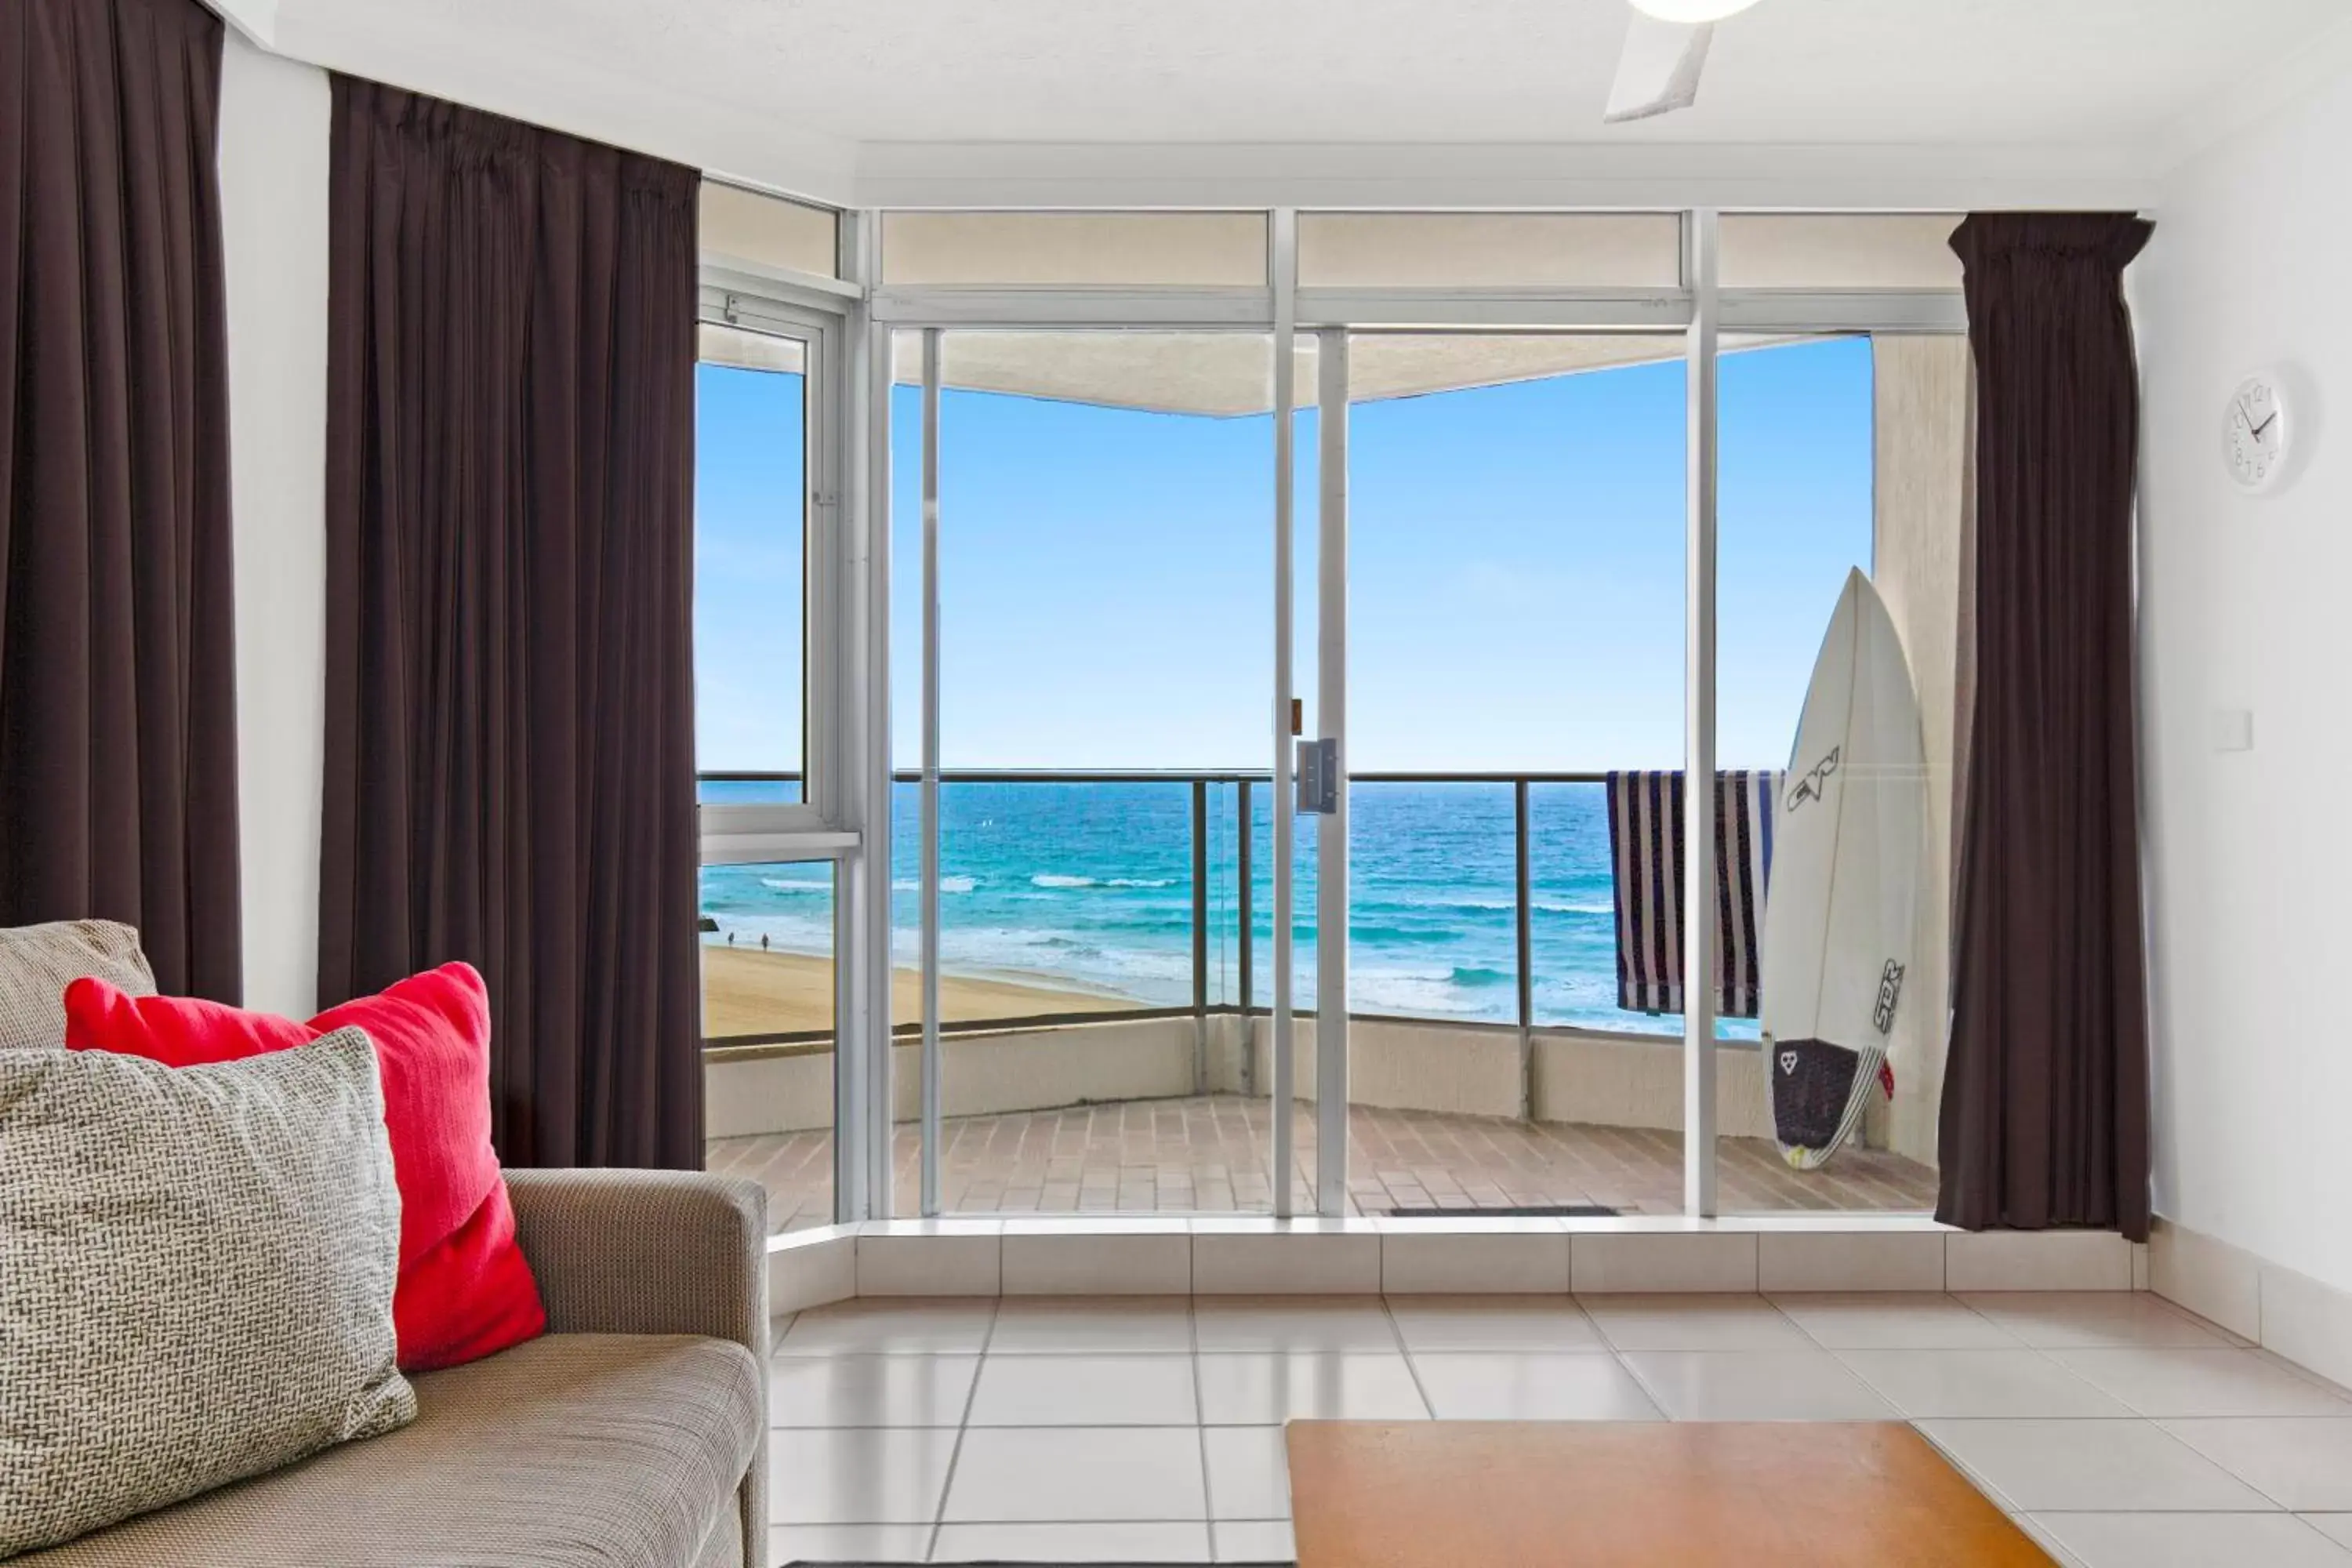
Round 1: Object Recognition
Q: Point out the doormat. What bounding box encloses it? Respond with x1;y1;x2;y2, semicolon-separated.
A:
1385;1204;1617;1218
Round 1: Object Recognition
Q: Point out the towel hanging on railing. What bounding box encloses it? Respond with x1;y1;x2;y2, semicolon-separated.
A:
1606;771;1782;1020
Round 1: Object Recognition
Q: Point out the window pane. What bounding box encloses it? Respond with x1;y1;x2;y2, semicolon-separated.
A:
1714;332;1958;1214
890;330;1289;1215
1347;336;1686;773
1299;212;1681;289
1715;337;1875;772
1719;213;1963;290
699;859;835;1231
699;182;838;278
695;324;807;797
881;211;1269;287
1344;332;1686;1218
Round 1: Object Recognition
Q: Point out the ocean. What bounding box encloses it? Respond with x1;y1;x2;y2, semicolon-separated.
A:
698;779;1762;1039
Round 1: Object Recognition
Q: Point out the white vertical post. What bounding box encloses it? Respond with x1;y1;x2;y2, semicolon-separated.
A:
832;243;866;1223
1683;209;1722;1218
843;209;893;1221
919;328;943;1217
1270;209;1298;1219
1316;327;1349;1217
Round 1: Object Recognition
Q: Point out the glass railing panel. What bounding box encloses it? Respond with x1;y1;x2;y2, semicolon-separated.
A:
1346;780;1518;1025
909;778;1192;1024
1527;779;1672;1036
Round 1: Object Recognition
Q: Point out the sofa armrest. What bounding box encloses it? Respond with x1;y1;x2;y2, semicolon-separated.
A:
505;1169;770;1568
504;1167;768;1352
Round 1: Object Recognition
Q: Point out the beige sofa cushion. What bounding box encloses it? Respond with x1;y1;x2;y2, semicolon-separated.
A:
9;1334;763;1567
0;1031;414;1558
0;919;157;1051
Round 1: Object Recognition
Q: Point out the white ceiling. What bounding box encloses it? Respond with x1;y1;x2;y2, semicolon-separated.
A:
265;0;2352;206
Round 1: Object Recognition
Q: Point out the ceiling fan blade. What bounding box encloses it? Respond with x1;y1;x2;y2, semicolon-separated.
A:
1603;13;1715;123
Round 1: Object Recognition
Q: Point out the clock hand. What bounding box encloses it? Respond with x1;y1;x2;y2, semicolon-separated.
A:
2252;412;2279;439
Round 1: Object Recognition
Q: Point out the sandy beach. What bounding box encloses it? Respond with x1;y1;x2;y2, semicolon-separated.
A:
700;945;1142;1040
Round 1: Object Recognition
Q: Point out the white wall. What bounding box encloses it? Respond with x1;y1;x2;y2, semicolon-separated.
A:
2136;59;2352;1296
219;34;331;1017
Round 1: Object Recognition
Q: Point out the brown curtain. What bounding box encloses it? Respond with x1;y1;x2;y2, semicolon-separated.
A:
319;78;701;1169
0;0;241;1000
1939;212;2154;1239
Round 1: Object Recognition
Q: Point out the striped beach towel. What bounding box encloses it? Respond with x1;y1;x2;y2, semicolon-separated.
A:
1606;771;1781;1019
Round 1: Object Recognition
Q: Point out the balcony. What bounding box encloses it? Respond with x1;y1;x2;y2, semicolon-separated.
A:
699;771;1943;1229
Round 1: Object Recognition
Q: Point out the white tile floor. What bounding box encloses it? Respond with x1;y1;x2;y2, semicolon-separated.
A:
766;1291;2352;1567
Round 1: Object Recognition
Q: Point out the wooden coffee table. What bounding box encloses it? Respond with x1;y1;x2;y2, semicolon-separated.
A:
1287;1422;2053;1566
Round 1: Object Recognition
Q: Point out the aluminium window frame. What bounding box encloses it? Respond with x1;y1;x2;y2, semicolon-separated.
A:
694;260;866;1223
695;277;853;855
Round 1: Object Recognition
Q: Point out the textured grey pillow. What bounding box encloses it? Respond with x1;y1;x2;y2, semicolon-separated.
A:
0;1028;416;1557
0;920;158;1051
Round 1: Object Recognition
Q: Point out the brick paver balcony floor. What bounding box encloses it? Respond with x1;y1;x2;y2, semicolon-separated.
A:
707;1094;1940;1232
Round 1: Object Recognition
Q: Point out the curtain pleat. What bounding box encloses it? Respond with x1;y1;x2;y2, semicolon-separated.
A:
0;0;241;1000
320;79;700;1169
1938;212;2154;1239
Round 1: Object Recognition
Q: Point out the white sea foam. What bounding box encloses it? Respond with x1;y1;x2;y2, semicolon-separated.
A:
1350;967;1489;1017
1382;892;1610;916
891;875;977;894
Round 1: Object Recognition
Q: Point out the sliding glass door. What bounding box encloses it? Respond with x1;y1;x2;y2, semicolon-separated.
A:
891;328;1301;1215
1332;332;1690;1218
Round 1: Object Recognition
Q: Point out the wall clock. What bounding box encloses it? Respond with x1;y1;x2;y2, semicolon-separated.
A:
2225;372;2289;492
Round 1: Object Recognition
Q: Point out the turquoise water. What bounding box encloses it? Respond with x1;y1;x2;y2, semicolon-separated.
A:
697;779;1755;1036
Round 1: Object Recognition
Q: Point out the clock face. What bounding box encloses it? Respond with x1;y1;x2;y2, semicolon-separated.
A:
2227;376;2288;491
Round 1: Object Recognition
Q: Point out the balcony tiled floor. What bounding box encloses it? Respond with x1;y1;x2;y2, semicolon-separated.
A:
708;1094;1940;1233
764;1292;2352;1567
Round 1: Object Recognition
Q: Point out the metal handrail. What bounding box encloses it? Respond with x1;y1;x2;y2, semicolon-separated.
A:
698;767;1621;1047
699;768;1615;785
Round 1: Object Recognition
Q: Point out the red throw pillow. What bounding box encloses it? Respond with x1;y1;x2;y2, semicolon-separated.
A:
64;963;546;1371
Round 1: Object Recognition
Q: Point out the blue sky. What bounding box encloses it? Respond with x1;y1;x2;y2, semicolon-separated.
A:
695;364;808;779
694;336;1873;775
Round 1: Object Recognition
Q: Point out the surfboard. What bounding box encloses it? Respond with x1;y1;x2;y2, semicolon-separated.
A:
1759;568;1928;1171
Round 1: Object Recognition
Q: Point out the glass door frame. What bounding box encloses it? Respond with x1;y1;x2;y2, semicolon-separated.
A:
845;209;1968;1222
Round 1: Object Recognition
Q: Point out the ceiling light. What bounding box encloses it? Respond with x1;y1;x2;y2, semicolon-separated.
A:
1628;0;1763;22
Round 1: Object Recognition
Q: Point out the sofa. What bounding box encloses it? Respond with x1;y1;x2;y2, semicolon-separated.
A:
13;1167;770;1568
